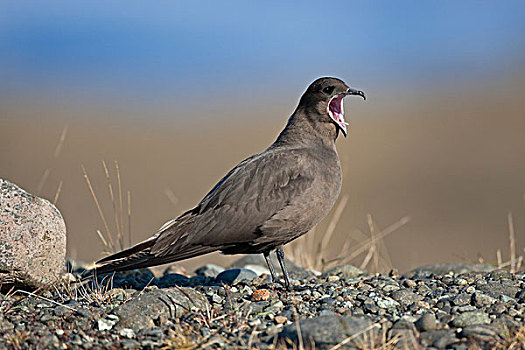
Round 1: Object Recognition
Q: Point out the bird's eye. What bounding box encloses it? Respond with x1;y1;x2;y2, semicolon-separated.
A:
323;86;335;94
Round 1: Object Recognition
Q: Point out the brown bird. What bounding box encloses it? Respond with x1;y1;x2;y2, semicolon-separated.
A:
95;77;365;289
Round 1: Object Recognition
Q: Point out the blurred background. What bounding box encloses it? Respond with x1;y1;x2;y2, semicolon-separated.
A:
1;1;525;273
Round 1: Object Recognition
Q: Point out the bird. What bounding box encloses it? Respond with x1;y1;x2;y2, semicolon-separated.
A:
94;77;365;290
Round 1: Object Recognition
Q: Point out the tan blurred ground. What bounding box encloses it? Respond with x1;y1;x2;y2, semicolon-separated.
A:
1;73;524;273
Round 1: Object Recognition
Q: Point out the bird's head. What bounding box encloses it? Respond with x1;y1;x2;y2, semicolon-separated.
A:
300;77;366;137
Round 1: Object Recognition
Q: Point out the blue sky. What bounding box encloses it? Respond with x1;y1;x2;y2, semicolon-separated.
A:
1;1;524;114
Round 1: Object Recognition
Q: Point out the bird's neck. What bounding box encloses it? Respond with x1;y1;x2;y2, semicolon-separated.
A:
273;106;339;149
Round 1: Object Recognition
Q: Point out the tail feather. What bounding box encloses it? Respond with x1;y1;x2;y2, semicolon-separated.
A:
93;242;218;275
96;237;156;264
92;208;218;276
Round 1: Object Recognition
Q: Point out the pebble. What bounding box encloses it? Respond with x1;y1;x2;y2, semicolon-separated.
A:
274;315;287;324
415;313;437;331
452;311;491;327
1;260;523;350
251;289;271;301
119;328;136;338
216;268;258;284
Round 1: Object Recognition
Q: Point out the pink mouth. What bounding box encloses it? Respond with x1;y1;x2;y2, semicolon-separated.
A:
327;94;349;136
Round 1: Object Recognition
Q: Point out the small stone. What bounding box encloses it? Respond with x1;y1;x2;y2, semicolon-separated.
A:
155;273;189;288
119;328;136;338
487;269;512;280
97;318;117;331
415;313;437;331
455;278;468;286
391;289;422;306
321;265;365;280
194;263;225;278
452;293;471;306
212;294;223;304
248;318;261;327
274;315;287;324
327;275;340;282
216;268;258;284
383;284;400;292
244;264;271;276
376;297;399;309
147;328;164;338
489;302;507;315
460;325;499;342
473;292;494;306
312;291;322;299
121;339;140;350
240;285;253;296
452;311;490;328
55;329;64;336
465;286;475;294
251;289;271;301
403;279;417;288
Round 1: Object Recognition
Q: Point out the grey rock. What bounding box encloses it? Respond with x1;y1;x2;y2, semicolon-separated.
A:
216;268;258;284
244;264;271;276
0;313;13;332
472;292;495;306
279;316;377;349
486;269;512;280
119;328;136;338
321;265;365;280
476;280;520;299
194;263;224;278
419;329;456;348
229;254;312;280
415;313;437;331
375;296;399;310
113;287;209;333
121;339;140;349
451;311;490;328
460;325;499;342
155;273;189;288
109;268;156;289
97;317;118;331
451;293;471;306
0;179;66;290
387;329;418;349
391;288;422;306
410;263;494;275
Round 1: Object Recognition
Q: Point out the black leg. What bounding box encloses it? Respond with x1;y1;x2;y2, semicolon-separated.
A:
263;251;278;282
276;247;292;291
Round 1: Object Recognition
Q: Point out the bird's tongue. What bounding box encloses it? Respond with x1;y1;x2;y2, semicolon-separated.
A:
328;94;348;136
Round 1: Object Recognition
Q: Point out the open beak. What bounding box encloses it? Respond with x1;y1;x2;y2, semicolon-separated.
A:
345;87;366;100
327;87;366;137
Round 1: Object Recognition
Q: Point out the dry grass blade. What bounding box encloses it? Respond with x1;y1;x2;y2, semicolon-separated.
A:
53;180;63;205
508;212;516;273
37;168;51;195
330;216;411;269
14;290;77;312
102;160;123;250
83;162;133;255
328;323;381;350
81;164;114;252
293;307;304;350
318;194;349;256
164;187;179;206
53;125;68;158
115;160;125;245
127;190;132;248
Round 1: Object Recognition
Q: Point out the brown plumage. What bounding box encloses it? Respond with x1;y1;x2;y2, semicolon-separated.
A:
94;77;365;289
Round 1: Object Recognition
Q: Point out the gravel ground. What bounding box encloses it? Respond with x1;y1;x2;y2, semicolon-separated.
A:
0;259;524;349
